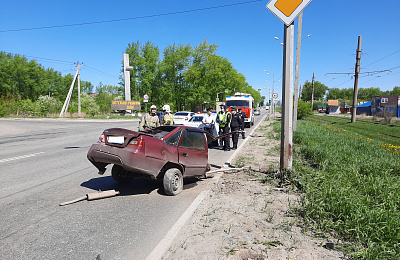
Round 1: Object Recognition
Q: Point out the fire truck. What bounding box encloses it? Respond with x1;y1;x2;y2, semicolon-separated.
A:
225;93;254;128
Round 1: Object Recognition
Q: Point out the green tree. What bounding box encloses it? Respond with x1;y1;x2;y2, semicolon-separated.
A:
358;87;382;101
301;80;328;102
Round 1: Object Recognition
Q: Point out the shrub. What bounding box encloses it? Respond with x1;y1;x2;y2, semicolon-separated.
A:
297;100;312;119
37;95;62;116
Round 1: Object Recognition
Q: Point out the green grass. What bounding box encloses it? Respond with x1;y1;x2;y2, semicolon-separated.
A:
304;115;400;147
289;118;400;259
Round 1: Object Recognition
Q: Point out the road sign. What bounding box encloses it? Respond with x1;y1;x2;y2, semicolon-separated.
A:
216;98;219;102
272;93;278;99
266;0;312;25
111;100;141;110
258;88;261;92
143;94;149;100
225;89;228;93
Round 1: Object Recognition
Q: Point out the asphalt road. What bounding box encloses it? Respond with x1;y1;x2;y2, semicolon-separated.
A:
0;110;268;260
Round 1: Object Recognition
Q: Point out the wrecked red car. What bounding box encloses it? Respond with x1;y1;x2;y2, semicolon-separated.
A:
87;125;215;195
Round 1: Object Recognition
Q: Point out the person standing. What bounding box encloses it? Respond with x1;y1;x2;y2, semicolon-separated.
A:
139;105;160;131
230;107;243;150
162;104;174;125
216;104;225;148
202;108;215;135
221;105;232;151
238;108;246;139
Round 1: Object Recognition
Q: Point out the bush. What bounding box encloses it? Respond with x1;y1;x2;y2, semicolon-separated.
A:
81;93;100;116
17;99;39;116
37;95;62;116
297;100;312;119
378;110;395;124
95;92;114;113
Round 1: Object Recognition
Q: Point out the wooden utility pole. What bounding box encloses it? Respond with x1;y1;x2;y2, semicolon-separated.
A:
351;36;362;123
311;72;315;110
293;11;303;132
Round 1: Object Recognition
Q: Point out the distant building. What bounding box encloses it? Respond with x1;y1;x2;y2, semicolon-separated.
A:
326;100;340;114
371;95;400;117
356;101;371;115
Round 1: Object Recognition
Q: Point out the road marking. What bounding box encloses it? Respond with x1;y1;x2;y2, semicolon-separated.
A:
0;152;45;163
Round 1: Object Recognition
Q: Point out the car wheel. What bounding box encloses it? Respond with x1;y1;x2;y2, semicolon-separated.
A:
111;165;133;184
163;168;183;196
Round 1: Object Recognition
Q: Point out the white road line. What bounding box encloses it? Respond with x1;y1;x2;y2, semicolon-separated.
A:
0;152;45;163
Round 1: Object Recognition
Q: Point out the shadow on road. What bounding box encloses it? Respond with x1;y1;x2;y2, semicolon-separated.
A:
81;176;202;196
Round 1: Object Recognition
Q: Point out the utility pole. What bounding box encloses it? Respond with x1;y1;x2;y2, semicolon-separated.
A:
351;36;362;123
293;11;303;132
299;85;302;99
59;62;82;117
280;23;294;170
311;72;315;111
77;62;82;116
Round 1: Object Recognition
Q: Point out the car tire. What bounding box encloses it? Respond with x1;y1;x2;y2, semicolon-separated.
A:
111;165;133;184
163;168;183;196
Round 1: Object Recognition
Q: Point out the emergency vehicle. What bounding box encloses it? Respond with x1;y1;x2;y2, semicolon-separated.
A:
225;93;254;128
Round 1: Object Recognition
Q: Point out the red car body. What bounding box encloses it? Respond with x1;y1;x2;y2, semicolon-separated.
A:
87;126;213;195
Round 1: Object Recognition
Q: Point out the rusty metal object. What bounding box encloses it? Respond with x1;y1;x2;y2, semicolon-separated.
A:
59;190;120;206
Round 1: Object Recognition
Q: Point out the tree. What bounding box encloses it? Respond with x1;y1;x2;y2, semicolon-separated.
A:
300;80;328;102
358;87;382;101
391;86;400;96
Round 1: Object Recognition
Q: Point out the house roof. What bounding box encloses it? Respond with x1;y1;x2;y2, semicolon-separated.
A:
357;101;371;107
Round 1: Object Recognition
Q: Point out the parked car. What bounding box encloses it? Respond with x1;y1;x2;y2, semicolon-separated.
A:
173;111;195;125
87;126;220;196
183;114;204;128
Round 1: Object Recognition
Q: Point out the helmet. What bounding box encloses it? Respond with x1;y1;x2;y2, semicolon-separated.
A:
162;104;171;113
150;105;157;110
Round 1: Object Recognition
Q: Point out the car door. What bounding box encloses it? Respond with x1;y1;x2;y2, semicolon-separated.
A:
177;129;208;177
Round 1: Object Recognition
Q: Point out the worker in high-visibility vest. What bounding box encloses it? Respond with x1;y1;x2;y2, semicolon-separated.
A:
216;104;226;148
162;104;174;125
219;105;232;151
139;105;160;131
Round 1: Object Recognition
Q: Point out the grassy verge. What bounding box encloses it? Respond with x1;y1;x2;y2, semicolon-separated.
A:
286;117;400;259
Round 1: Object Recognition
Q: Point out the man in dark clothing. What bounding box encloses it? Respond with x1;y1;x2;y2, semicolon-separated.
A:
238;108;246;139
230;107;243;150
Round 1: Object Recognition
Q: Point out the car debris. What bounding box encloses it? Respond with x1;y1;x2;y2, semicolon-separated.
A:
59;189;120;206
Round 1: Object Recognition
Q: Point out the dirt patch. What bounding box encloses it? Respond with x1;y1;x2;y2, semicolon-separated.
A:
162;115;347;259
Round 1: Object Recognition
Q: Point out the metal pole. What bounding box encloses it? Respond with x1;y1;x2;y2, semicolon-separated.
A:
293;11;303;132
272;74;275;114
280;23;294;170
351;36;362;123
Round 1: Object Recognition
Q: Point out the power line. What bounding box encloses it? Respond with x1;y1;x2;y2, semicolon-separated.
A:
364;49;400;68
83;66;120;80
3;52;75;64
0;0;263;33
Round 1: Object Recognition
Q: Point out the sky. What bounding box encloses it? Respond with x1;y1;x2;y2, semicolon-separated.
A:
1;0;399;101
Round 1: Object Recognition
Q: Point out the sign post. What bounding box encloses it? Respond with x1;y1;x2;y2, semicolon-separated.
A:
266;0;311;170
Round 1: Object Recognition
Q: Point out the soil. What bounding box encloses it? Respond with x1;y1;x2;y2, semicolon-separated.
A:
162;115;348;260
